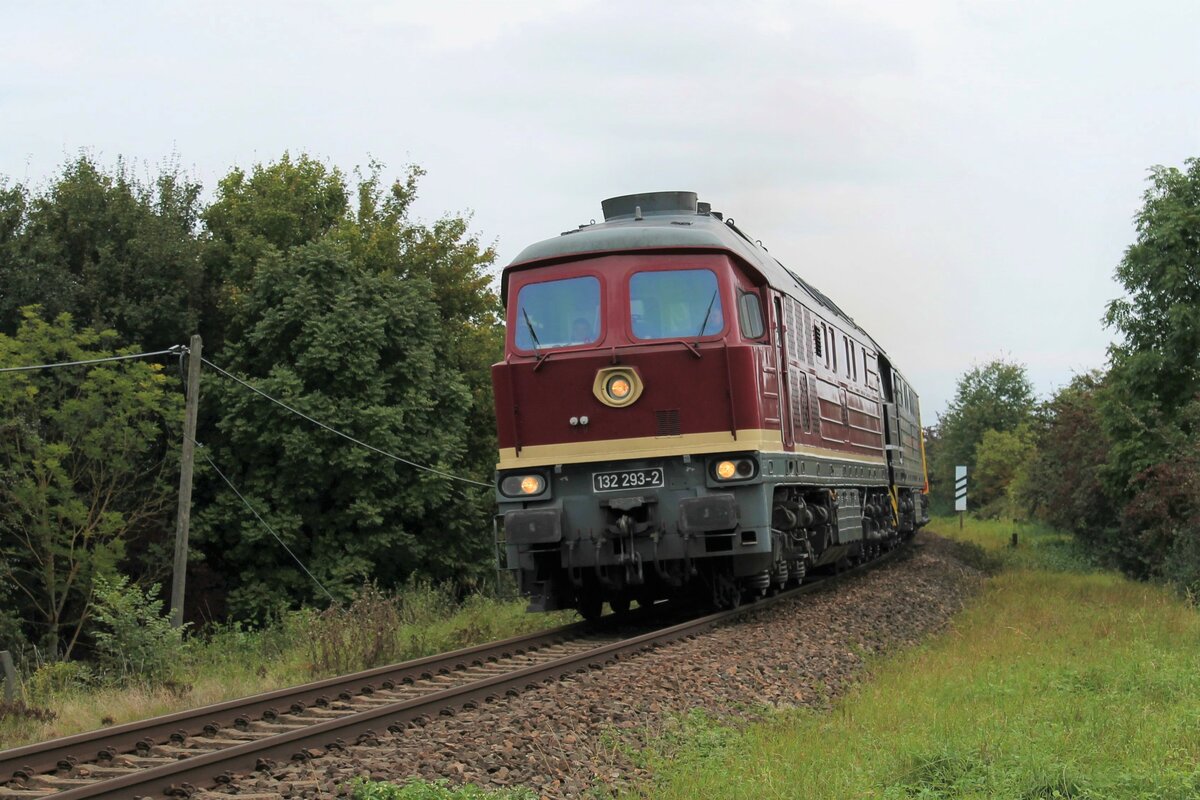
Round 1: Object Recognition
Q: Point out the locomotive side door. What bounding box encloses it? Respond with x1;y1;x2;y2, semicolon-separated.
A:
773;295;794;448
877;354;903;486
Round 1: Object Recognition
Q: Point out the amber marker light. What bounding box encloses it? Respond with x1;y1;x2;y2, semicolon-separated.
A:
520;476;542;495
716;460;737;479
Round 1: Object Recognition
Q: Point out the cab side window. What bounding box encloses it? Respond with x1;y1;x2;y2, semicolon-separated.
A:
738;291;765;339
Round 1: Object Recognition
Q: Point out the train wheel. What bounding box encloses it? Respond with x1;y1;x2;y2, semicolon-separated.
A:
609;595;631;617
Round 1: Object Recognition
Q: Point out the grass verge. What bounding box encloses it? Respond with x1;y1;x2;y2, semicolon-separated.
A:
0;585;574;751
350;777;535;799
637;517;1200;799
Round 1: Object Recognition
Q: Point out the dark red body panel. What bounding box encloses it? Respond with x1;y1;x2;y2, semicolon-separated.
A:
493;252;768;454
492;344;764;451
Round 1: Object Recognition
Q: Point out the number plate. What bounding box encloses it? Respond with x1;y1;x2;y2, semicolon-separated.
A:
592;467;664;493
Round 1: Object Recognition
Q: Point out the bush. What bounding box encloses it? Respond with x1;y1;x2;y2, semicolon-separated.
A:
91;575;185;685
301;584;404;676
24;660;95;702
1122;451;1200;592
972;426;1036;519
1021;373;1116;538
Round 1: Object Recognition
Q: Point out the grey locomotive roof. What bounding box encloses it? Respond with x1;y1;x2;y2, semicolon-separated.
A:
506;191;881;349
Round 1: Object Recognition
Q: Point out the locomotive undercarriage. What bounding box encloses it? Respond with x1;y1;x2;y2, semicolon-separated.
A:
498;453;927;619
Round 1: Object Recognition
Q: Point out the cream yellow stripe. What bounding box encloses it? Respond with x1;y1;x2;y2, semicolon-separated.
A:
496;429;887;470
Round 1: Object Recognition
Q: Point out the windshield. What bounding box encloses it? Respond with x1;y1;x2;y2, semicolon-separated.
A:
630;269;723;340
513;276;601;350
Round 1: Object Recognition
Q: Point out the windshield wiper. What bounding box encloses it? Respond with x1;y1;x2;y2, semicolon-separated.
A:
696;290;718;337
521;308;542;350
522;308;555;371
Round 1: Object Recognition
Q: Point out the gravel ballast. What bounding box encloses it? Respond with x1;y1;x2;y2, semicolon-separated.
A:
215;532;982;799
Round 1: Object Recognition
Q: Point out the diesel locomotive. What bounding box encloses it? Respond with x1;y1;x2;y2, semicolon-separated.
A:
492;191;929;618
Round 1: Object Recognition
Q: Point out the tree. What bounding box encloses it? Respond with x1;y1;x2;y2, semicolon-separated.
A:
0;153;504;627
200;153;350;352
1103;158;1200;483
332;163;503;481
1020;373;1116;539
193;155;500;620
932;359;1036;508
0;156;203;349
195;241;489;618
0;310;180;656
1098;159;1200;587
972;425;1036;519
1113;397;1200;585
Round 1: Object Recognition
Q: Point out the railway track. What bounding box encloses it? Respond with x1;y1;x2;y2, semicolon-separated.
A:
0;543;908;800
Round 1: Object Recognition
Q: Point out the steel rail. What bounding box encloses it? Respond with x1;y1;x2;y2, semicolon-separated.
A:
0;620;599;781
2;541;911;799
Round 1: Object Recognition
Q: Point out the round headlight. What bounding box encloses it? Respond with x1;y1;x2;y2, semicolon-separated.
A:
606;375;632;400
500;474;546;497
713;458;756;481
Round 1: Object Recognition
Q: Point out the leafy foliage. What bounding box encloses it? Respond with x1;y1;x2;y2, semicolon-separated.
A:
1104;160;1200;469
90;574;185;685
193;156;499;619
0;156;202;349
1011;373;1118;564
0;310;180;655
971;425;1036;519
201;153;351;351
1116;408;1200;588
300;583;404;676
0;151;503;638
24;659;95;701
1096;159;1200;589
930;359;1035;509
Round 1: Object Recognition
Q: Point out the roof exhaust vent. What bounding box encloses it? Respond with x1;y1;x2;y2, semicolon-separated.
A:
601;191;698;222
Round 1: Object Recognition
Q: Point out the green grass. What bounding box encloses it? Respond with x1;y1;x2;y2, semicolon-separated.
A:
350;777;535;799
0;586;574;750
934;515;1096;573
637;517;1200;799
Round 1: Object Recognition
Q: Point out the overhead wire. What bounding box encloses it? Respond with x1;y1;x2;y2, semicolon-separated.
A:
192;436;337;603
0;341;485;599
199;356;492;489
0;346;185;373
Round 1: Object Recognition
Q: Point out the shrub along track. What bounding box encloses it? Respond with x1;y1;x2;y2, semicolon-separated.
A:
0;540;920;800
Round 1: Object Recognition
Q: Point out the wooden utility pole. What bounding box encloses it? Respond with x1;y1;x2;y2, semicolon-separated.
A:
171;335;202;629
1;650;20;703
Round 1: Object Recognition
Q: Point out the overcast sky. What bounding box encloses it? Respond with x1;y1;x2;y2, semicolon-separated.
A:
4;0;1199;418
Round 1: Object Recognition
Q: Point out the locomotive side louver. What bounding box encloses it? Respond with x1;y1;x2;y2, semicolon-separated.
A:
656;409;681;436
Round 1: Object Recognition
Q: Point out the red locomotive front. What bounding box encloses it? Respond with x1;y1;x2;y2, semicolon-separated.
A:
492;192;927;618
493;251;770;465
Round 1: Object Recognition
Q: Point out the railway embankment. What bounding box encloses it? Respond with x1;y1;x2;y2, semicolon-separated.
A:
209;533;980;799
0;586;574;753
643;518;1200;799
